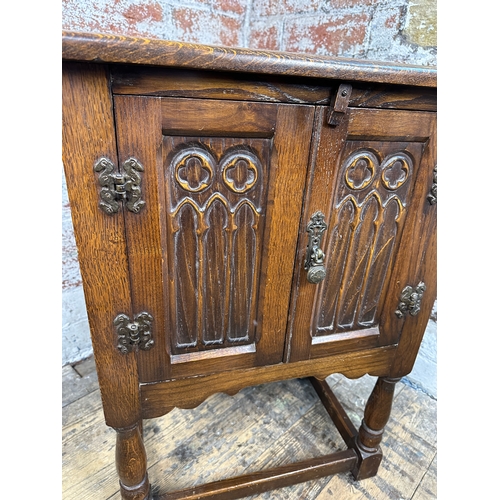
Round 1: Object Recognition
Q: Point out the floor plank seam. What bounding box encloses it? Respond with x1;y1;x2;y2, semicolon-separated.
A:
62;387;101;410
410;449;437;500
401;377;437;401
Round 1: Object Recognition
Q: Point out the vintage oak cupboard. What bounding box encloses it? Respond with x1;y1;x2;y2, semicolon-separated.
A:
62;31;437;500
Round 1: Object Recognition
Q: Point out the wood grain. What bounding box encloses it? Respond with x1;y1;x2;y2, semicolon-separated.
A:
255;103;315;367
115;425;151;499
349;85;436;111
157;451;357;500
310;377;358;446
163;135;271;354
62;31;436;88
161;98;277;137
347;108;435;142
352;377;400;479
140;345;396;419
111;67;436;111
63;46;437;498
63;360;437;500
113;96;315;382
387;115;437;378
111;67;332;104
62;62;140;429
287;106;435;365
113;95;170;385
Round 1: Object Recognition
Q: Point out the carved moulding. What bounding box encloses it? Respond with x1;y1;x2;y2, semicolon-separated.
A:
315;147;415;334
166;140;267;351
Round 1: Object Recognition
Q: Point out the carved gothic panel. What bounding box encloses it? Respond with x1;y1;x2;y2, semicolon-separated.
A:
163;137;270;354
313;141;424;336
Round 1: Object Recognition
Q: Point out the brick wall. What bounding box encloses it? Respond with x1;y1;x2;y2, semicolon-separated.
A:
62;0;436;64
62;0;437;365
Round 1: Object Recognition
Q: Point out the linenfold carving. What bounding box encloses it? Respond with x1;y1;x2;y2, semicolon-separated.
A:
165;140;269;353
314;146;419;335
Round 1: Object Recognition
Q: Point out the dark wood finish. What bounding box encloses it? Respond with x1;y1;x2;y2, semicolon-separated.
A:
115;425;151;499
388;118;437;379
349;84;437;111
310;377;358;446
62;31;436;87
63;357;437;499
62;62;140;429
157;450;358;500
286;107;436;363
111;67;332;104
160;98;278;137
111;67;436;111
140;345;396;419
62;32;437;500
352;377;400;480
114;95;315;382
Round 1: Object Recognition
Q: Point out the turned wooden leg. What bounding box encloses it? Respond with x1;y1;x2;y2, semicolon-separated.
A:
352;377;400;480
115;424;151;500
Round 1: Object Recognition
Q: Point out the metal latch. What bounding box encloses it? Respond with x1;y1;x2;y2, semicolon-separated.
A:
328;84;352;127
304;211;328;284
94;157;145;215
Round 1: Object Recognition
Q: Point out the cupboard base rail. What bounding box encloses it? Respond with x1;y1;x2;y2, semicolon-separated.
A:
141;376;396;500
157;450;357;500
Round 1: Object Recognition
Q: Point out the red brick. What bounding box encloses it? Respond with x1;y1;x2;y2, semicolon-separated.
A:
252;0;322;17
248;22;280;50
172;7;244;46
384;12;399;29
327;0;375;7
123;2;163;23
283;12;369;56
210;0;247;15
62;0;164;38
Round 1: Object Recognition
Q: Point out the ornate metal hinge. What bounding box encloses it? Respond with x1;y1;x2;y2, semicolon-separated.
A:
94;157;145;215
395;282;426;318
114;312;154;354
427;165;437;205
328;83;352;127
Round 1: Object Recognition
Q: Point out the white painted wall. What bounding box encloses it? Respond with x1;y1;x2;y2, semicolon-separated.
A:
62;168;92;364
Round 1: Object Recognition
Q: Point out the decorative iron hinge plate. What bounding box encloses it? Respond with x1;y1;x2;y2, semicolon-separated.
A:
94;157;145;215
328;83;352;127
114;312;154;354
395;282;426;318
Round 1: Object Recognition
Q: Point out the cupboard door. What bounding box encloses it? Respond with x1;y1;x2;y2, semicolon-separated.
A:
287;107;436;362
113;96;315;382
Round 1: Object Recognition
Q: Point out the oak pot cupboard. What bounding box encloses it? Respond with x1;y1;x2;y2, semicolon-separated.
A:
62;31;437;500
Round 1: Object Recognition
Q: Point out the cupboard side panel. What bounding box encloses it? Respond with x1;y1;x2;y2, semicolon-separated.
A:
387;118;437;377
62;63;140;427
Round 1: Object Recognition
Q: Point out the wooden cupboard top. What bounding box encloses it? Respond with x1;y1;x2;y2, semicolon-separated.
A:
62;31;437;88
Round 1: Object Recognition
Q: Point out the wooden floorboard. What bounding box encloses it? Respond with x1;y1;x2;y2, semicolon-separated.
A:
62;356;437;499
